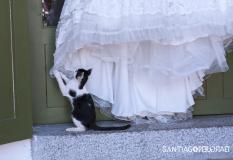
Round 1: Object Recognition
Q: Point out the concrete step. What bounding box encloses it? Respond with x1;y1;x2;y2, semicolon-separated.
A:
32;115;233;160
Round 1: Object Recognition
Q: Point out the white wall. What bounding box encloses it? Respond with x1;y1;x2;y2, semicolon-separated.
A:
0;139;32;160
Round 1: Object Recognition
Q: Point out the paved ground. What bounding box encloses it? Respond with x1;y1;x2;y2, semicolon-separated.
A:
32;115;233;160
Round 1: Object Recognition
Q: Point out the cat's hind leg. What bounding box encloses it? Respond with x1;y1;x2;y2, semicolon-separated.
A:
66;117;86;132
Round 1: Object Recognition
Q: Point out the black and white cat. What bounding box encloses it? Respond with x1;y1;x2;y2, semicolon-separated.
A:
54;69;131;132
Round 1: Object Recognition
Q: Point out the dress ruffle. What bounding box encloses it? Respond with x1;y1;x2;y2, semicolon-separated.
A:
55;38;228;117
52;0;233;72
51;0;233;118
56;0;233;46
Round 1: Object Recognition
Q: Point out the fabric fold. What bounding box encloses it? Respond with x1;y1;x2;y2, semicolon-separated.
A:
51;0;233;118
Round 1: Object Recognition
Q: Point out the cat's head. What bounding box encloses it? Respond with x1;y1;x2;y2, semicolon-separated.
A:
54;69;92;99
75;68;92;90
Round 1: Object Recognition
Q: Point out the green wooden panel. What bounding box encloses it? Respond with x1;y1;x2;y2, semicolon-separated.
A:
0;0;32;144
194;52;233;115
28;0;70;124
45;44;69;109
0;0;14;120
224;54;233;98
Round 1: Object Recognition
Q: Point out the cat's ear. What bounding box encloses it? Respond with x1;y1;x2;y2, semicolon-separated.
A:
78;69;92;89
86;69;92;76
75;69;83;79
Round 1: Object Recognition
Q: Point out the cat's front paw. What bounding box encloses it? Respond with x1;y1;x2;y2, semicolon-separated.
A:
66;127;86;132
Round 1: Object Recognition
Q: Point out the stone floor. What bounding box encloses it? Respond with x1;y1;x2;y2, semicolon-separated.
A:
32;115;233;160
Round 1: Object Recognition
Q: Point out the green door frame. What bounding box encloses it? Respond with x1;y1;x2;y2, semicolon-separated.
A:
0;0;32;144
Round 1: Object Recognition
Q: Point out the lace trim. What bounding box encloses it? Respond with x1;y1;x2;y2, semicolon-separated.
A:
55;4;233;48
60;0;233;20
93;94;194;123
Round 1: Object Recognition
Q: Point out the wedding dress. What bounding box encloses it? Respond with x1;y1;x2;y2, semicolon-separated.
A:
51;0;233;120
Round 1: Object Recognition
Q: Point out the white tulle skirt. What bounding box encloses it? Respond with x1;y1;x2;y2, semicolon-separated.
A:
51;0;233;118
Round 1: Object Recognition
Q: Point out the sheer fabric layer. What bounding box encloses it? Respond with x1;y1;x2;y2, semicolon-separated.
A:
59;38;228;117
51;0;233;117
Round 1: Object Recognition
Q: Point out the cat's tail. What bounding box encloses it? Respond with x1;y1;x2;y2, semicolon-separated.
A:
91;123;131;131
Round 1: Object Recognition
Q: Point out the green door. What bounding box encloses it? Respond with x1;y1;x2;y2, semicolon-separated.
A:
194;53;233;115
0;0;32;144
29;0;72;124
29;1;233;124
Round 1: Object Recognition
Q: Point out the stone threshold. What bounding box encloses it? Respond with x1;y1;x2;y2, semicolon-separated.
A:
32;115;233;160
